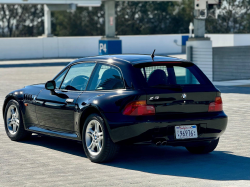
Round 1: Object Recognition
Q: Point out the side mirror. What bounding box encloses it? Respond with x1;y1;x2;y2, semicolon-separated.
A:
45;80;56;90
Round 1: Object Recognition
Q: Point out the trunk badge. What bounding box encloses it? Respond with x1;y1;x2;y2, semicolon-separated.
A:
182;93;187;99
149;96;159;101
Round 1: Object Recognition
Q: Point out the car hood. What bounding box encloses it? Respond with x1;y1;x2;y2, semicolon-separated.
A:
21;83;45;96
24;83;45;88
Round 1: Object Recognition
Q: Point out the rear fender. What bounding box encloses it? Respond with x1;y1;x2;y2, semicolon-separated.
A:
76;104;114;142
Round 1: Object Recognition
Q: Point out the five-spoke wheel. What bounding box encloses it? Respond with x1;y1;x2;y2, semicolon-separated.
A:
4;99;31;141
82;113;119;163
6;105;20;135
85;120;103;156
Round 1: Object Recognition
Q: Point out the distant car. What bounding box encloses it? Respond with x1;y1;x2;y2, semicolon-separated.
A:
3;55;228;163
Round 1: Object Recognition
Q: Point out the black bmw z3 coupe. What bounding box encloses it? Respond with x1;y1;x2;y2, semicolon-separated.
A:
3;54;228;162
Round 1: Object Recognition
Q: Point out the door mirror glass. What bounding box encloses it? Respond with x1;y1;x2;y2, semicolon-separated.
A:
45;80;56;90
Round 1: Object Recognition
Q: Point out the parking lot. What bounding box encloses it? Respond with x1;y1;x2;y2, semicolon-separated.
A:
0;59;250;187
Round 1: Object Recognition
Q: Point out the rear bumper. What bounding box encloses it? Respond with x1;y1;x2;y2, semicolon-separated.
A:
107;112;228;145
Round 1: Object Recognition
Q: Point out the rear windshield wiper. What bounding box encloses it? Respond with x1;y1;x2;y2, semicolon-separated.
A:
150;84;183;91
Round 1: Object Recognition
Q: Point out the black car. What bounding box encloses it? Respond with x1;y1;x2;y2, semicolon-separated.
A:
2;55;228;163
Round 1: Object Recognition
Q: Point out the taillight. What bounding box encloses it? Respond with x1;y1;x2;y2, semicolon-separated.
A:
123;100;155;116
208;97;223;112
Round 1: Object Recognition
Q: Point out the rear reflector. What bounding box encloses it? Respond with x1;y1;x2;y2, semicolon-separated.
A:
208;97;223;112
123;100;155;116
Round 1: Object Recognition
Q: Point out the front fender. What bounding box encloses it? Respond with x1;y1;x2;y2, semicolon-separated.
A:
2;91;25;118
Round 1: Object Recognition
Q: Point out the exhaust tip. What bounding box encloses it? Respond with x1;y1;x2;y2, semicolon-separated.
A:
156;141;162;146
161;141;167;145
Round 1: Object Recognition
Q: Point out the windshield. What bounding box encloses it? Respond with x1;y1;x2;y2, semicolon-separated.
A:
139;64;211;88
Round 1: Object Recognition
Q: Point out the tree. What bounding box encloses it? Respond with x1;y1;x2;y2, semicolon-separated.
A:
0;4;44;37
115;0;193;35
52;0;194;36
1;0;250;37
206;0;250;33
52;6;105;36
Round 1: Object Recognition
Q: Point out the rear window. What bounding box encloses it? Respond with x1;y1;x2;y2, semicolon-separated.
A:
140;64;211;87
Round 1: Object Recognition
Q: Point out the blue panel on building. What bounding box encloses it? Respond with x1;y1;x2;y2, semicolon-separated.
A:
99;40;122;55
182;35;189;46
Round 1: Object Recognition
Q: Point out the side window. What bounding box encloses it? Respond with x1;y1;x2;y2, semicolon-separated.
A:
54;68;68;89
60;63;96;91
174;66;200;84
88;64;124;90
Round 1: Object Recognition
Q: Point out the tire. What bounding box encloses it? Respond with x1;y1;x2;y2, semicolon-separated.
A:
4;99;31;141
186;138;219;154
82;113;119;163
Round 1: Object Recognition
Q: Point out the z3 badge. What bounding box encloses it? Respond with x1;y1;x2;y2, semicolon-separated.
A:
149;96;160;101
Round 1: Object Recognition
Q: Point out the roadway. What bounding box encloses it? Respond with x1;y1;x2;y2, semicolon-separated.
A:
0;59;250;186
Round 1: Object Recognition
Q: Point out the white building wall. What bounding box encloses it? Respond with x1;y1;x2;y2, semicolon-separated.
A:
186;40;213;81
234;34;250;46
0;38;43;59
57;37;100;57
43;37;58;58
120;34;182;54
0;34;249;60
205;34;234;47
0;36;100;60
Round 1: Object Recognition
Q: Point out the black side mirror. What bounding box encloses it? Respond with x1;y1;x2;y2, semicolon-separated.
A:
45;80;56;90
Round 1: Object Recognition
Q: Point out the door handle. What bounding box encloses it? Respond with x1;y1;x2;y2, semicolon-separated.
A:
45;102;64;107
66;99;74;103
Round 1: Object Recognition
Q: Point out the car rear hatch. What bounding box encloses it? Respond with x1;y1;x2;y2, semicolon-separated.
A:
134;61;220;115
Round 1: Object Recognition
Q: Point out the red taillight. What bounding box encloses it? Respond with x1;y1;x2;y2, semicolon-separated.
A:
123;100;155;116
208;97;223;112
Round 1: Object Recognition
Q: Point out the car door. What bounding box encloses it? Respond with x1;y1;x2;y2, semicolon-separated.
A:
78;63;126;112
35;62;96;132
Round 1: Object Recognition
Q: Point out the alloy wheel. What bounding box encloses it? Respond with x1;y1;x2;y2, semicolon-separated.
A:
85;120;103;156
6;105;20;135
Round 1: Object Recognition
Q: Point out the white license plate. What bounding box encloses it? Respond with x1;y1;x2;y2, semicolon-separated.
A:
175;125;198;139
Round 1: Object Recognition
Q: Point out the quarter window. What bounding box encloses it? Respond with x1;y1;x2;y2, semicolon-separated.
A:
60;63;96;91
174;66;200;85
88;64;124;90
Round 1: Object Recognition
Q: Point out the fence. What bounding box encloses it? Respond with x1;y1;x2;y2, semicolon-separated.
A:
213;46;250;81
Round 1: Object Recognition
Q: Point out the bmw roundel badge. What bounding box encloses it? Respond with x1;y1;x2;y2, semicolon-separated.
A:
182;93;187;99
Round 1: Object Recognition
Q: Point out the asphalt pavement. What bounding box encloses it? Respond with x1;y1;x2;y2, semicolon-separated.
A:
0;59;250;187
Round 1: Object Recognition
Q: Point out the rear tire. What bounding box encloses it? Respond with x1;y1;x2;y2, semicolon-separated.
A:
4;99;31;141
186;138;219;154
82;113;119;163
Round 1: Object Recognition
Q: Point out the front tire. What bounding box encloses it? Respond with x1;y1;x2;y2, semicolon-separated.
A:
82;113;119;163
186;138;219;154
4;99;31;141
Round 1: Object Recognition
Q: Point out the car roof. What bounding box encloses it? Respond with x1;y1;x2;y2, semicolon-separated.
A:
70;54;190;66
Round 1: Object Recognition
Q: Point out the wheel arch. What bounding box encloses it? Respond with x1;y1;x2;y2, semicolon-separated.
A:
3;95;28;130
79;106;113;141
3;96;18;117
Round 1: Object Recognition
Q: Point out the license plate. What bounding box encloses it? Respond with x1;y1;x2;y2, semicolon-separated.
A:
175;125;198;139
